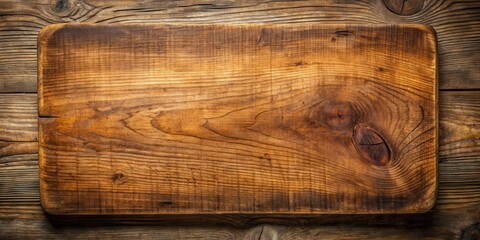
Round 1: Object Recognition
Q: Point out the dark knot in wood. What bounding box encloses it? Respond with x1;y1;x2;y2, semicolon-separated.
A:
307;100;359;131
52;0;70;13
383;0;424;16
324;102;358;130
353;123;391;166
112;171;126;185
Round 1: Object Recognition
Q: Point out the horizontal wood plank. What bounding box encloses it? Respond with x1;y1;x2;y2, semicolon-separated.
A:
0;94;37;141
1;91;479;238
1;204;479;239
0;0;479;92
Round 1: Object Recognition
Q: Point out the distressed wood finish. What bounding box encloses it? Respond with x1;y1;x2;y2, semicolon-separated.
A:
38;24;437;215
1;91;478;239
0;94;38;142
1;0;480;92
1;0;479;238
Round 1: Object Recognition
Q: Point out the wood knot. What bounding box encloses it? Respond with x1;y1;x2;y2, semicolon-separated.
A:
307;100;358;131
52;0;71;13
383;0;424;16
112;171;126;185
324;102;357;130
244;225;277;240
352;123;390;166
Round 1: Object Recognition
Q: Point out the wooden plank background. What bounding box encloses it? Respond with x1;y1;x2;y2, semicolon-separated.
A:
0;0;478;239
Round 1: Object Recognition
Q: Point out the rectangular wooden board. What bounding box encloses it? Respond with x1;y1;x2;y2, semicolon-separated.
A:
38;24;437;215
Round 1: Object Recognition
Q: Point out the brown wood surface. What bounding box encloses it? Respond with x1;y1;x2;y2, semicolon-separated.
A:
1;91;478;239
0;0;479;239
38;23;437;215
1;0;480;92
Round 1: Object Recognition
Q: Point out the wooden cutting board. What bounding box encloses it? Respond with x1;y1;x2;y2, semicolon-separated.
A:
38;24;437;215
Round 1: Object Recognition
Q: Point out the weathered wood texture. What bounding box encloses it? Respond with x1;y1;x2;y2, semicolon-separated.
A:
1;91;479;238
38;24;437;214
0;0;479;238
0;94;37;142
1;0;479;92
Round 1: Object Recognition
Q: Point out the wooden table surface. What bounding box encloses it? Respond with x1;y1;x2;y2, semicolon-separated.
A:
0;0;478;239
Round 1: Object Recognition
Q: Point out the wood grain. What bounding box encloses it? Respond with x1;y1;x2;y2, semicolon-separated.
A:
38;24;437;215
1;0;479;92
0;91;478;238
1;0;479;238
0;94;38;141
437;91;480;210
